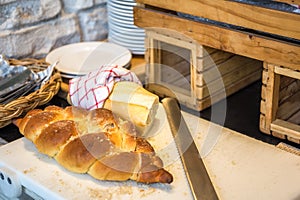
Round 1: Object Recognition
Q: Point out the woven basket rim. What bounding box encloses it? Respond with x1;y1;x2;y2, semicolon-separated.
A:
0;58;62;128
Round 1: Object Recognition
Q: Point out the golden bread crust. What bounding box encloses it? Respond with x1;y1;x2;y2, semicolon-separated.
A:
35;120;79;157
135;138;155;153
55;133;113;173
23;111;63;142
88;152;139;181
15;106;173;184
14;109;43;135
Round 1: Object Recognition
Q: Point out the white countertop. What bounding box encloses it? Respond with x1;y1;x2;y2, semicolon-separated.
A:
0;106;299;199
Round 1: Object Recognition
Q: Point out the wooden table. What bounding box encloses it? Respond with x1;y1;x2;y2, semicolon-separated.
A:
134;0;300;69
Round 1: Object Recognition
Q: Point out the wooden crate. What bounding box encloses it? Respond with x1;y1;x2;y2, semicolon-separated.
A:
134;0;300;141
145;30;262;111
260;62;300;143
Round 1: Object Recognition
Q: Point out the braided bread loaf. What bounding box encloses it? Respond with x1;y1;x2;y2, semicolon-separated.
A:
14;105;173;184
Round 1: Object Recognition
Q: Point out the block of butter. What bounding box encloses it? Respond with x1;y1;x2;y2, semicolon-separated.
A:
104;81;159;136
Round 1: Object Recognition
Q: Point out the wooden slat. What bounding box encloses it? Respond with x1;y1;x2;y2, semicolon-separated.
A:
280;76;296;90
287;136;300;144
195;61;261;98
160;61;190;87
262;69;269;85
259;114;269;134
261;85;266;101
196;56;261;86
136;0;300;40
191;44;205;100
288;108;300;125
271;119;300;140
146;29;196;51
275;66;300;80
134;7;300;71
198;48;234;72
264;63;281;133
196;70;261;110
145;32;157;84
272;131;287;139
276;89;300;120
260;99;266;116
274;0;300;5
263;62;269;69
279;79;300;104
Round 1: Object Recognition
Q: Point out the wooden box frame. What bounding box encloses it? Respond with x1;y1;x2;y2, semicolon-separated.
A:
260;63;300;143
145;30;262;111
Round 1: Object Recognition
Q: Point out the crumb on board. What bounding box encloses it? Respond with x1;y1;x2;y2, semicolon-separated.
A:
23;167;36;174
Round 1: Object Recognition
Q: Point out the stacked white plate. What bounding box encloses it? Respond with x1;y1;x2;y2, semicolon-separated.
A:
46;42;132;79
107;0;145;55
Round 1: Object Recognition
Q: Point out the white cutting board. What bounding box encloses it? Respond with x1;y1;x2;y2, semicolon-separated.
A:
0;105;193;200
1;107;300;199
181;111;300;200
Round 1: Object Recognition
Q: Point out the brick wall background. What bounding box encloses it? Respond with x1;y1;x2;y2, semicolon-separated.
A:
0;0;108;58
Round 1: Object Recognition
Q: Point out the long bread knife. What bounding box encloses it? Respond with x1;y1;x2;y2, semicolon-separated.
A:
162;97;219;200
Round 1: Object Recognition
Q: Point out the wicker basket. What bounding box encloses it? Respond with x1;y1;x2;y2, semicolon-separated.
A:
0;58;62;128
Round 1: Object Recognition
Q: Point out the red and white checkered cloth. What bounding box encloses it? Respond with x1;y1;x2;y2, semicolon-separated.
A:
69;65;141;110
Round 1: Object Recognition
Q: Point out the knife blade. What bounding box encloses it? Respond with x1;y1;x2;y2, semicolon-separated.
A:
0;68;32;91
162;97;219;200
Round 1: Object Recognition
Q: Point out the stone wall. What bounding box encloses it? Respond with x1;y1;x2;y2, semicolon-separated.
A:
0;0;108;59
